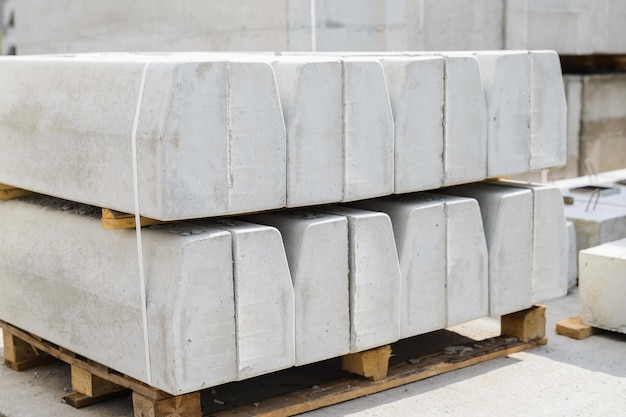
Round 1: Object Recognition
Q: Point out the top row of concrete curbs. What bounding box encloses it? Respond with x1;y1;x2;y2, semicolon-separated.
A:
0;51;566;221
2;0;625;55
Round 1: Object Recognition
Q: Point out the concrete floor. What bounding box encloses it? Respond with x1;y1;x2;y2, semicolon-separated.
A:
1;288;625;417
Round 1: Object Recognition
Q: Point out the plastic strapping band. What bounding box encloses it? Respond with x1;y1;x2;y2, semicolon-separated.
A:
131;62;153;385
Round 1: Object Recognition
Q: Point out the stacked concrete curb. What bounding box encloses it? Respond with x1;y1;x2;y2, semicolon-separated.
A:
0;52;569;395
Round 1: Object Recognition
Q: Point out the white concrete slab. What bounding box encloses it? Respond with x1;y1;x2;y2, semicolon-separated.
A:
475;51;530;177
440;184;533;316
0;54;286;220
245;210;350;365
350;196;447;338
205;219;295;380
496;180;568;303
579;239;626;333
10;0;293;54
561;198;626;253
504;0;599;54
441;54;488;186
314;206;401;351
439;194;490;325
341;58;395;201
529;51;567;171
0;196;236;395
380;56;445;193
415;0;504;51
270;58;344;207
579;74;626;174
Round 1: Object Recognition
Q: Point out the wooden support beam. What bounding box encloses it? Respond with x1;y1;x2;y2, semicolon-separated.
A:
501;305;547;343
0;183;35;201
3;331;55;371
101;208;163;229
556;317;597;340
342;345;392;381
132;391;201;417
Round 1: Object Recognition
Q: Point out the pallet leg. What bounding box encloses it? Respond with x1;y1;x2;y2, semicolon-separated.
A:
132;391;201;417
3;331;55;371
501;305;547;343
62;366;128;408
342;345;392;381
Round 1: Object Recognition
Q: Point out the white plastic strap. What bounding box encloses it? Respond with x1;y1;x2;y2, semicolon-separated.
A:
131;62;153;385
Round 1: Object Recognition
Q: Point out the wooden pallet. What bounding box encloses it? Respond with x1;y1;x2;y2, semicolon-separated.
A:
1;305;546;417
556;316;598;340
0;183;36;200
0;183;161;229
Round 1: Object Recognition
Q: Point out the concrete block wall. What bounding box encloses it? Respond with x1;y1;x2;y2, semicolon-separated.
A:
4;0;626;55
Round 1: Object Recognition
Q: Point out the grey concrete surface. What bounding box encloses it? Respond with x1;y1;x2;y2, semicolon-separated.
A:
1;288;625;416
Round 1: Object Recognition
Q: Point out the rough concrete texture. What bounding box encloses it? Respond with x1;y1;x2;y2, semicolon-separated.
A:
0;196;237;395
380;56;445;193
579;73;626;174
555;171;626;252
0;54;286;220
350;196;447;338
245;211;350;366
564;199;626;252
439;194;490;325
579;239;626;333
204;219;295;380
341;58;395;202
441;54;488;186
475;51;530;177
495;180;568;303
547;75;582;180
270;58;344;207
530;51;567;171
7;0;296;54
504;0;626;54
314;206;401;352
440;184;533;316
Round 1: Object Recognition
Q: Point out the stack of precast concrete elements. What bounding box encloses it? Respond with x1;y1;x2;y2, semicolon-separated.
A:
0;52;568;395
4;0;626;181
2;0;626;55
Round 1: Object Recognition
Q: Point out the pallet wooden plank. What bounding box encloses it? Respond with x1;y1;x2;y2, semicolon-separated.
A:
62;390;130;409
210;336;547;417
101;208;163;229
556;316;597;340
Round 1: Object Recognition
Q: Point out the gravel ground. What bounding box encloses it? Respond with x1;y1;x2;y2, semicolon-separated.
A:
1;288;625;417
